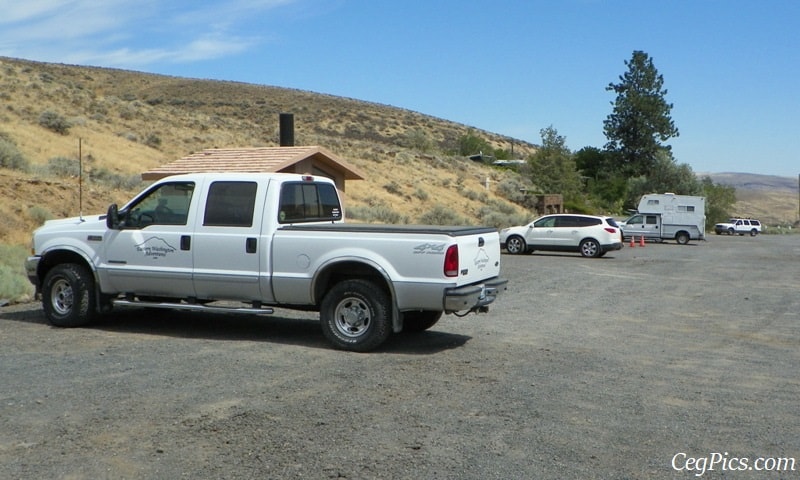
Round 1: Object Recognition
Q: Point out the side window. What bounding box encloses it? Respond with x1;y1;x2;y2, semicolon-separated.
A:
203;181;257;227
533;216;556;228
647;199;659;206
123;182;195;228
554;216;571;228
627;216;643;225
645;215;659;225
577;217;601;227
278;182;342;224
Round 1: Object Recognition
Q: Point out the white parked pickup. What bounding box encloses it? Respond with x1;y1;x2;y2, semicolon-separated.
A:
26;172;507;351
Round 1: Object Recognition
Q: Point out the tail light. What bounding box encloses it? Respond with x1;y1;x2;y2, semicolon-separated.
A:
604;227;617;234
444;245;459;277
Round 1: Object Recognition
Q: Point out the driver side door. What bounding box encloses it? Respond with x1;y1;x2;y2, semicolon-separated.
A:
101;181;197;297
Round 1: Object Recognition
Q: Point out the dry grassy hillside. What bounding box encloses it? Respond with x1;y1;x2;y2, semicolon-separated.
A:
2;57;796;250
1;57;537;246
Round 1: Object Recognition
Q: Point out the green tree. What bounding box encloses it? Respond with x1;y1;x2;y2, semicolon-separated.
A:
575;146;628;212
457;130;492;157
700;176;737;227
527;126;582;202
604;51;678;177
624;150;700;208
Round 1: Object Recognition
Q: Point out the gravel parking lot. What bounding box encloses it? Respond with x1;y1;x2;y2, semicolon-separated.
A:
2;234;799;479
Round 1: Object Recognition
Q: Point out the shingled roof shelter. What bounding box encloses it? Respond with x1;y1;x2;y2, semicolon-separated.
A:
141;146;364;192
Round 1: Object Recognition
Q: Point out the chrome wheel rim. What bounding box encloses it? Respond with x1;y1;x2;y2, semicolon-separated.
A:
50;278;74;316
333;297;371;338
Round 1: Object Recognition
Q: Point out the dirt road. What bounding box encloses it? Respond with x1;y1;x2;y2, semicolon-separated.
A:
2;234;799;479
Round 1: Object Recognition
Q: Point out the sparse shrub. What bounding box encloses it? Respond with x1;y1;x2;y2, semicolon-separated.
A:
0;138;29;171
413;188;429;201
144;132;162;148
400;128;433;152
461;188;488;203
120;131;138;142
383;181;403;196
0;244;33;302
347;204;407;224
478;205;529;229
38;110;71;135
495;177;531;205
28;206;53;225
90;167;143;189
47;156;80;177
418;204;469;226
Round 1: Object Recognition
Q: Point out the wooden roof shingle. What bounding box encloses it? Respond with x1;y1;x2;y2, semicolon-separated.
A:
141;146;365;181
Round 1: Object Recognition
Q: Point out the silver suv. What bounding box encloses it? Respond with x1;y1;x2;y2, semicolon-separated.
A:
499;214;623;258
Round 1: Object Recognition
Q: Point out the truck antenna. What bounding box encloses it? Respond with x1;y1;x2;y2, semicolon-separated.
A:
78;138;84;222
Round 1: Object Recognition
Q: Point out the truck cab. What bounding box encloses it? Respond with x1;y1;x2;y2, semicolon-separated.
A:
619;214;661;240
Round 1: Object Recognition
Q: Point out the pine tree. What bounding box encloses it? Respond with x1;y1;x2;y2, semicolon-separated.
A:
604;51;679;177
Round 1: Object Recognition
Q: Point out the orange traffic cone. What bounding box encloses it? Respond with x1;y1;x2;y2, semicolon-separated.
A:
639;235;645;247
629;236;635;247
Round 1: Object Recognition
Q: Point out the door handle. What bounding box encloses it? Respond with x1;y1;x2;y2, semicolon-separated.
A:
180;235;191;250
246;237;257;254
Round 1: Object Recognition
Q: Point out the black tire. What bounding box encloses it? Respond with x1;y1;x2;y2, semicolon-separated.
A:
579;239;601;258
402;310;443;333
505;235;527;254
320;279;392;352
750;229;758;236
676;232;690;245
728;227;735;235
42;264;96;327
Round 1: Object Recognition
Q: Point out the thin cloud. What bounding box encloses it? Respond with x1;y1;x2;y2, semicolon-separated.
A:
0;0;299;68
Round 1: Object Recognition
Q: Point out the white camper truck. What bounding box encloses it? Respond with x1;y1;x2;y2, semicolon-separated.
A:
619;193;706;245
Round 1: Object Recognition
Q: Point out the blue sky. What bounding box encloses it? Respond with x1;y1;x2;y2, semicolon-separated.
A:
1;0;797;177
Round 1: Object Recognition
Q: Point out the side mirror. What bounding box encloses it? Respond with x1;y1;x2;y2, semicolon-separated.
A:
106;204;120;229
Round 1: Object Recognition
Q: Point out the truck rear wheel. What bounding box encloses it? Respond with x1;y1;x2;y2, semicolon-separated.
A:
42;264;96;327
676;232;690;245
320;279;392;352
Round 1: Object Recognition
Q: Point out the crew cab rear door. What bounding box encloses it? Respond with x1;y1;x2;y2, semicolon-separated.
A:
191;179;268;301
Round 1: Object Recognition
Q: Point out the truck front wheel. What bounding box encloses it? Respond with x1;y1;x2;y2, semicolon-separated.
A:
42;264;96;327
320;279;392;352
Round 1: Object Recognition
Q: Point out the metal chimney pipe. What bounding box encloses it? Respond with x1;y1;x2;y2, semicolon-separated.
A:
279;113;294;146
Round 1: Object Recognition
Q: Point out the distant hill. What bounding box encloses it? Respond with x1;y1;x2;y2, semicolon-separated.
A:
703;172;799;225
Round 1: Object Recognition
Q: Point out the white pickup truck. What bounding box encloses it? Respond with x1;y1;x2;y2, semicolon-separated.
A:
25;172;507;351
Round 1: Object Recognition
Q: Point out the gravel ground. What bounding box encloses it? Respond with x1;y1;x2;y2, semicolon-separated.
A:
2;234;799;479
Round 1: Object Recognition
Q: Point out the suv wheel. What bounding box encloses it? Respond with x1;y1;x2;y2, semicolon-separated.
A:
505;235;527;255
579;239;601;258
